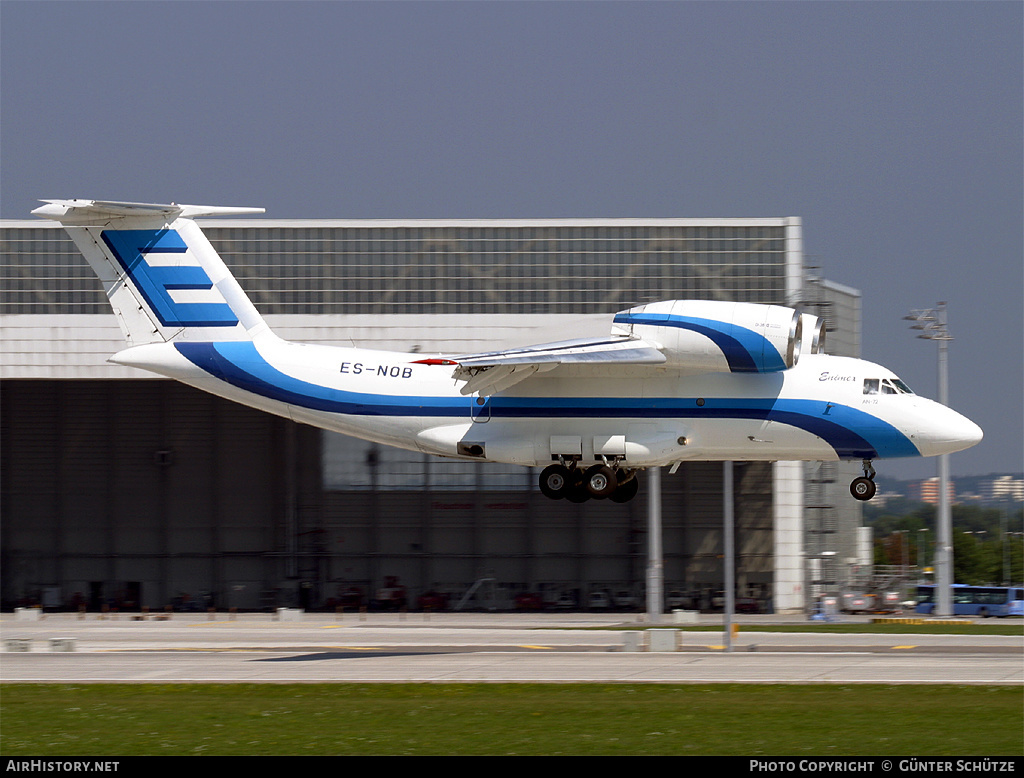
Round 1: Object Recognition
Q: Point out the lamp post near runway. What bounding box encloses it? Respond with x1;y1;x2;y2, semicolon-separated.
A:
723;461;734;652
646;466;663;623
904;302;954;618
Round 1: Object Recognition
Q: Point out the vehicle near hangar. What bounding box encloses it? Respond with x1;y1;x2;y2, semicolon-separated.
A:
915;585;1024;618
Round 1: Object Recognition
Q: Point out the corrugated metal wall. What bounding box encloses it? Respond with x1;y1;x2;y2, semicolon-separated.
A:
1;380;317;610
2;379;774;611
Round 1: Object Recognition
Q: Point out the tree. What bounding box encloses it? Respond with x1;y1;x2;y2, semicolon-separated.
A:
866;503;1023;584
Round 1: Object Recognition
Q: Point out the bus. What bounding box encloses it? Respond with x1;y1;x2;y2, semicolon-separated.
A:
915;585;1024;618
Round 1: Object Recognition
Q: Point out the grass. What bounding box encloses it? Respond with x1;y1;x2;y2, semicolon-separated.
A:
2;683;1021;756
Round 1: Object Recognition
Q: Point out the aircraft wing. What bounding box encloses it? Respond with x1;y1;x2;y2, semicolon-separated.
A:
449;336;665;396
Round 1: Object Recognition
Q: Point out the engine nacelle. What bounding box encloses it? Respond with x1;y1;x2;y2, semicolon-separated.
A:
800;312;826;356
612;300;821;373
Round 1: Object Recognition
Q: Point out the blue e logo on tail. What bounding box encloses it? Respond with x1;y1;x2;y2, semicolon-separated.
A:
101;229;239;327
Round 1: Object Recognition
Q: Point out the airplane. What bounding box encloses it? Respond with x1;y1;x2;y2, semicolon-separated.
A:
32;199;983;504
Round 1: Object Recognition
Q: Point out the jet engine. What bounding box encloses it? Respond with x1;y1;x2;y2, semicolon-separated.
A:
611;300;822;373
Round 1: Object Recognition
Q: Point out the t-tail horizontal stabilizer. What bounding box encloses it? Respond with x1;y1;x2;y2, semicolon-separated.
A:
32;199;265;222
34;199;270;347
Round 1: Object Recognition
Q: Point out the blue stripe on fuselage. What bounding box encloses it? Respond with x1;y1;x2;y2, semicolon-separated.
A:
175;341;919;460
175;341;464;417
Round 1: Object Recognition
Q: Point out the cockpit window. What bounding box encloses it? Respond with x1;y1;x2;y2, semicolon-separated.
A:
864;377;914;395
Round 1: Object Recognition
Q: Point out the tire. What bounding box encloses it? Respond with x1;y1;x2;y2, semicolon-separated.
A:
566;483;592;503
584;464;618;499
609;476;640;503
539;464;571;500
850;477;876;501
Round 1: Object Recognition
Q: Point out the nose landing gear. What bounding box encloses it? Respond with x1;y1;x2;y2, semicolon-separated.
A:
850;460;877;501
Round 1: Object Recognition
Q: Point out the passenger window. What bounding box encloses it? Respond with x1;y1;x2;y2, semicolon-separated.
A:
863;379;879;395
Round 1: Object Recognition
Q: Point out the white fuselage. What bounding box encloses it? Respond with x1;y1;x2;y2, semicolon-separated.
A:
110;334;982;469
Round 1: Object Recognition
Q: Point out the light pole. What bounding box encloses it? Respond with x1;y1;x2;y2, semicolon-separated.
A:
904;302;954;617
646;466;663;623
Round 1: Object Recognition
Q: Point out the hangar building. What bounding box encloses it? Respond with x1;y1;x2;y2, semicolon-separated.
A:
1;216;861;613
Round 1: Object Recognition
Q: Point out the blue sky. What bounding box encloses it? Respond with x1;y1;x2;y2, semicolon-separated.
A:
2;1;1020;478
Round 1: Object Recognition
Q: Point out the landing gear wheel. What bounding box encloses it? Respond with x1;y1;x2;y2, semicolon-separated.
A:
850;476;876;501
609;476;640;503
539;464;571;500
584;464;618;499
566;482;592;503
615;468;637;485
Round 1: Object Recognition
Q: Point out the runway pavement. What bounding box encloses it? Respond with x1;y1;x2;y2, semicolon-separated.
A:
2;611;1021;685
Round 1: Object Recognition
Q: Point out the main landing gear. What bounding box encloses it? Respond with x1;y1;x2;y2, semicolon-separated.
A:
850;460;877;501
539;461;640;503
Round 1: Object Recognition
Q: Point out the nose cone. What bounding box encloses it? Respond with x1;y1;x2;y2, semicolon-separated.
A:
914;402;984;457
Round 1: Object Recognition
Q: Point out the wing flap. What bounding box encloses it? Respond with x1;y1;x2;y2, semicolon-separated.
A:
451;336;665;396
454;336;665;369
459;363;559;396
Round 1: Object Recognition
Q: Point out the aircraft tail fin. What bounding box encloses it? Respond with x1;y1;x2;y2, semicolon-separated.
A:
33;199;270;345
